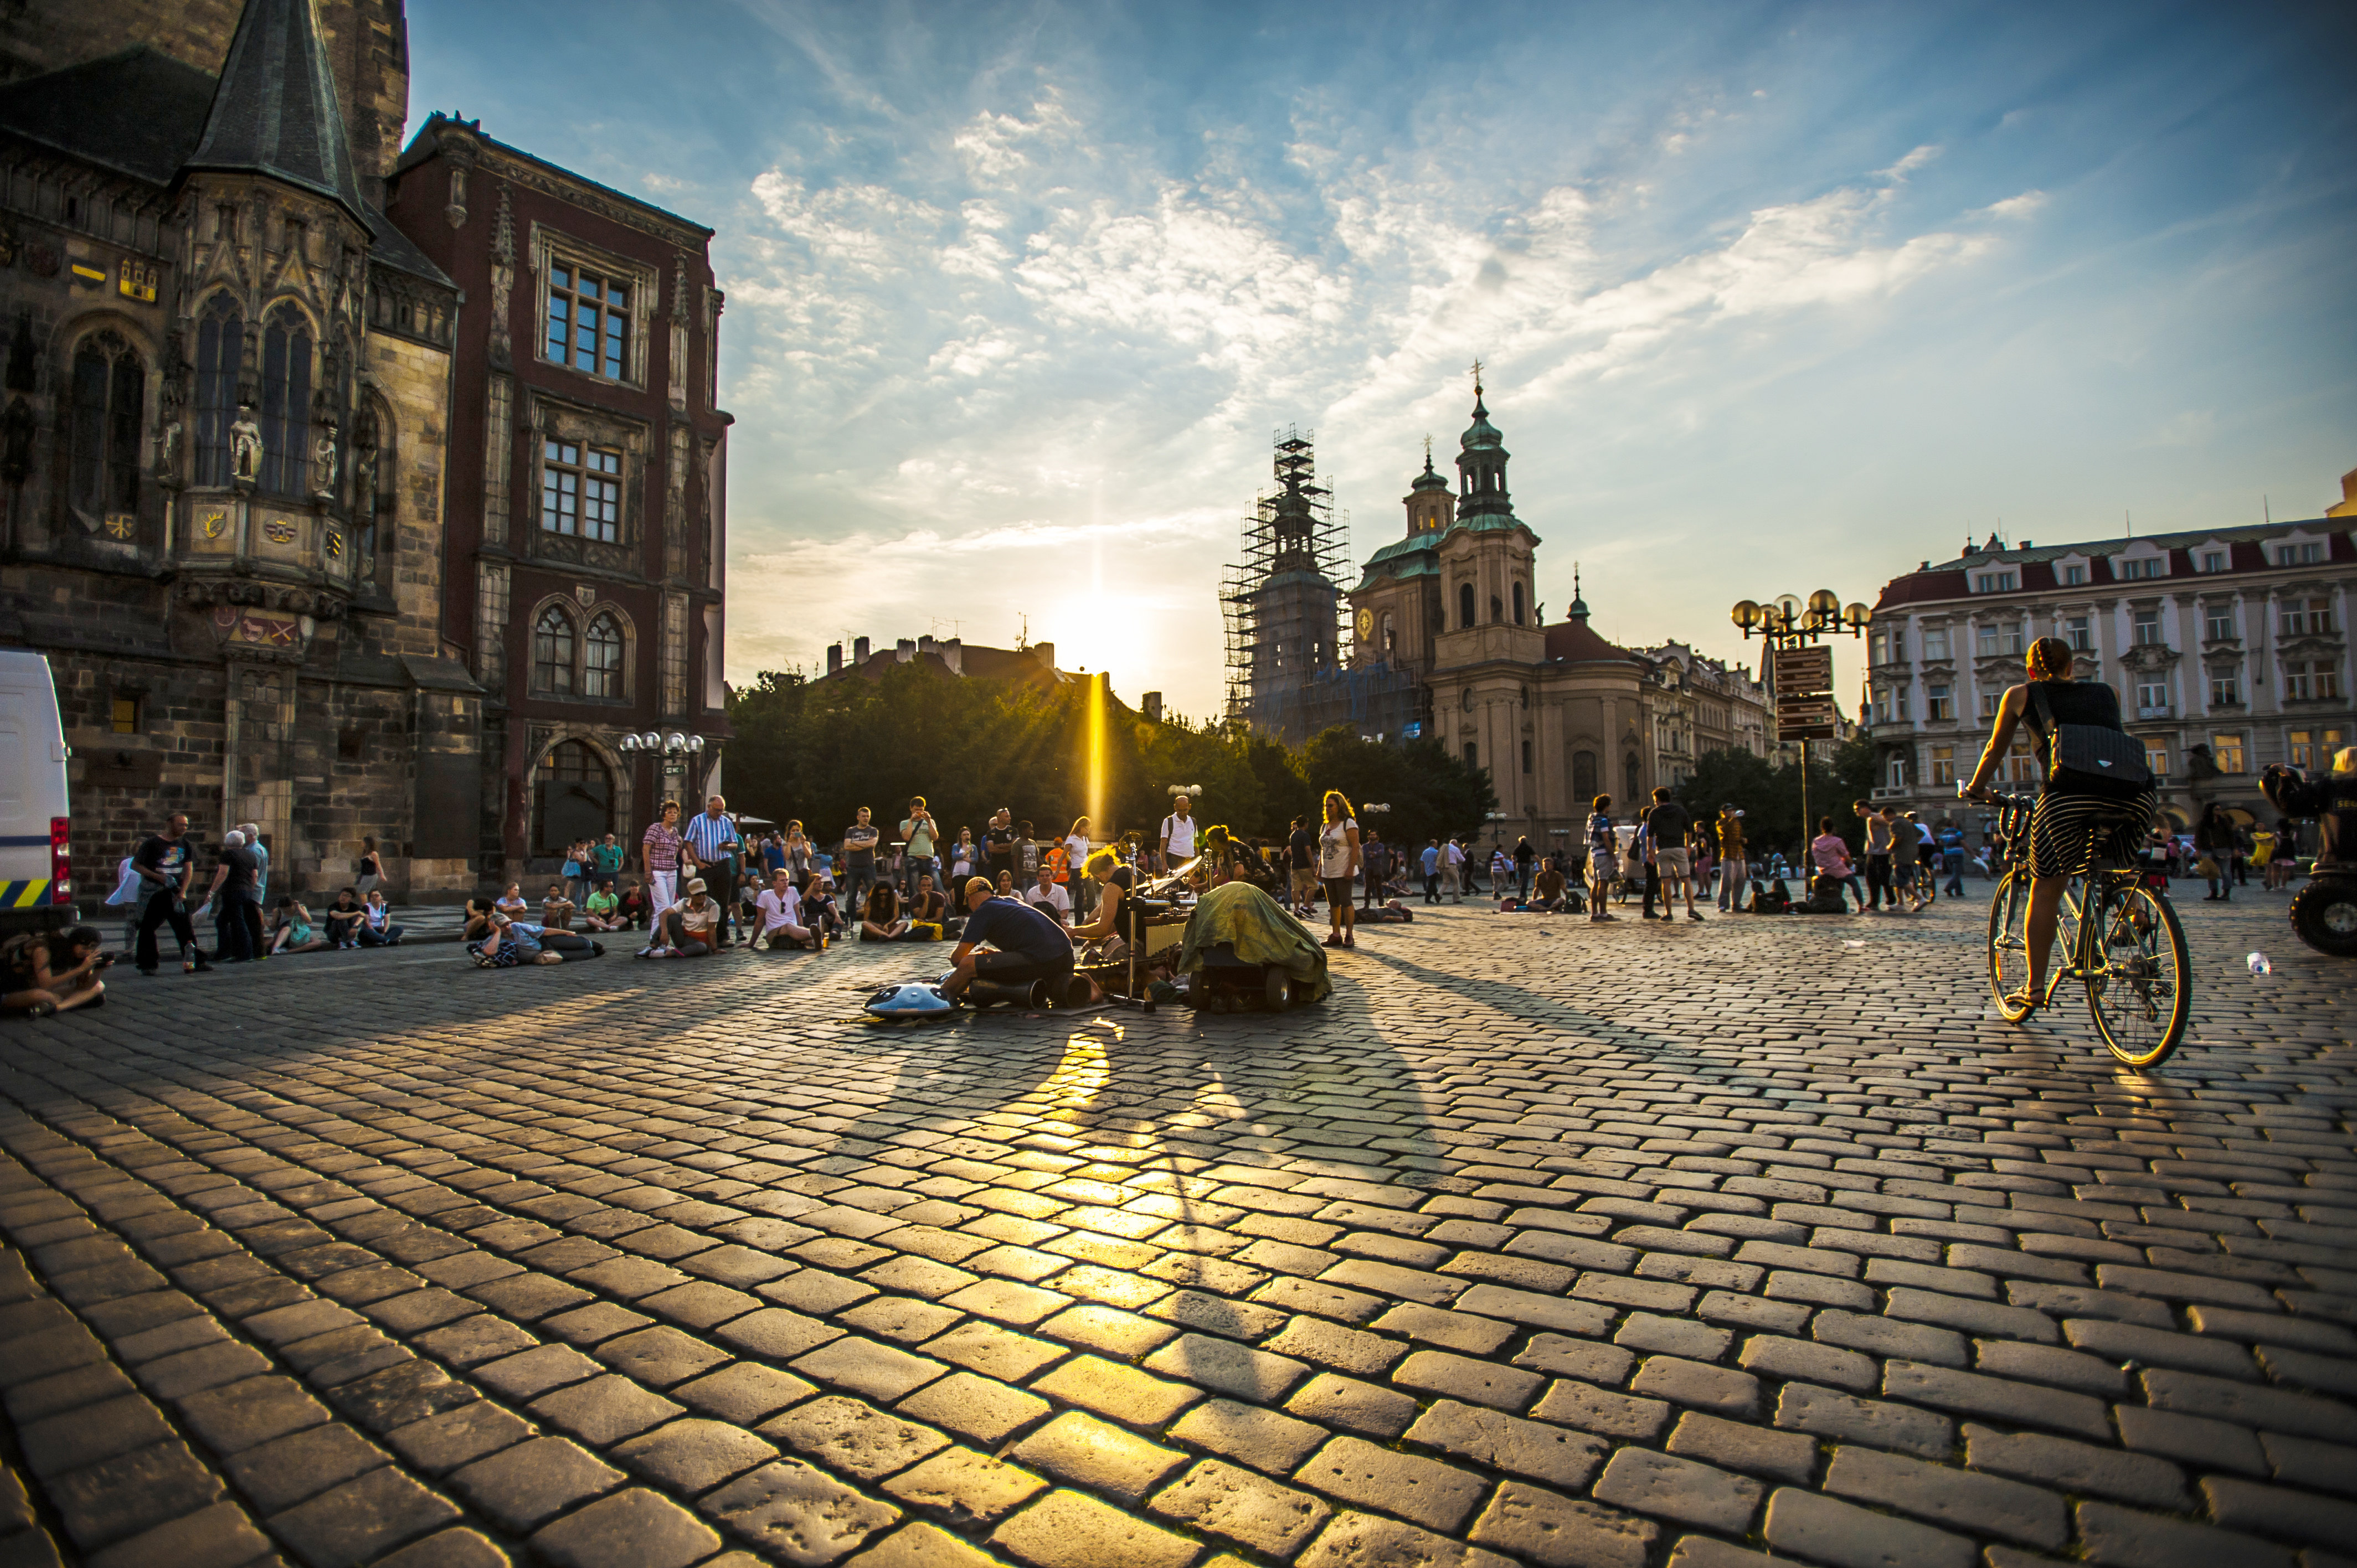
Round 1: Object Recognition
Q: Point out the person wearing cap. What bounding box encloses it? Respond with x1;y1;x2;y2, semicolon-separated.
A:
1715;804;1748;912
943;875;1074;1003
644;878;722;957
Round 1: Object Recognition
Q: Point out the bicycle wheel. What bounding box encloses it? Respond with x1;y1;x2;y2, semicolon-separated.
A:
2086;881;2190;1069
1988;869;2034;1020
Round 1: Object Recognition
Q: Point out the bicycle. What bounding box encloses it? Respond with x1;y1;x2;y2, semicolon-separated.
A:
1980;790;2191;1068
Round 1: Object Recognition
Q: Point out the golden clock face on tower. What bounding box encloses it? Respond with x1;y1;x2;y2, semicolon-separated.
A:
1356;608;1375;639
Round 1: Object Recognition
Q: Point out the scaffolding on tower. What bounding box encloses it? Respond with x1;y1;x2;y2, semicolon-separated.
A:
1221;427;1355;744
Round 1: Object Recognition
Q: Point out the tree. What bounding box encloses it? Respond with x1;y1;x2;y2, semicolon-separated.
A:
1299;727;1496;849
1677;734;1883;865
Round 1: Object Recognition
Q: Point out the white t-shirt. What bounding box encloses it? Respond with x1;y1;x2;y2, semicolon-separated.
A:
1162;814;1197;858
674;899;720;935
1318;818;1357;878
756;886;802;932
1443;842;1465;868
1064;833;1089;874
1027;884;1072;921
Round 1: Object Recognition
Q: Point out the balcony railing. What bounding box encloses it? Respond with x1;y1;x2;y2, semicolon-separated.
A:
2137;705;2174;720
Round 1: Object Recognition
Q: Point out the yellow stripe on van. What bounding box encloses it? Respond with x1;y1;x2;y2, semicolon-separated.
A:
4;880;51;907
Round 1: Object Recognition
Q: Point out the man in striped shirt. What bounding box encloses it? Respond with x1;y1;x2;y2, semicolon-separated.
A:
682;795;745;947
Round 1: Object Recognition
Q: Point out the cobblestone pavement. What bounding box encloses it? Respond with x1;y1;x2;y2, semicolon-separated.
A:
1;889;2353;1568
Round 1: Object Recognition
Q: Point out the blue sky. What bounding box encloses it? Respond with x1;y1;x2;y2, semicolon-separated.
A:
409;0;2357;719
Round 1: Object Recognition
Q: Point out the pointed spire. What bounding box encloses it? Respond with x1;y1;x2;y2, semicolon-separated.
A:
1568;563;1588;621
184;0;369;226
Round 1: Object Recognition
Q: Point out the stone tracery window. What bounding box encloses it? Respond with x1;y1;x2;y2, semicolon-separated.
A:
194;298;243;486
541;440;621;543
257;303;313;496
66;331;142;522
545;264;630;380
534;604;576;695
584;612;625;698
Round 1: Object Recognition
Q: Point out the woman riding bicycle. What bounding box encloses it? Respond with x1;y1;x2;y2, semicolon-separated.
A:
1962;635;2158;1014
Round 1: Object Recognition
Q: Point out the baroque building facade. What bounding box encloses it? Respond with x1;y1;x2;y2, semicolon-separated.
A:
1860;491;2355;829
1344;381;1772;845
0;0;731;896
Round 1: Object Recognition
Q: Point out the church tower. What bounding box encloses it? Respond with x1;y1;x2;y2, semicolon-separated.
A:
1434;369;1541;658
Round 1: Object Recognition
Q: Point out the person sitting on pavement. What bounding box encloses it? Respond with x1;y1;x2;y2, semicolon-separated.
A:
862;883;911;942
494;883;531;921
753;870;824;951
943;876;1077;1005
2;926;110;1015
269;898;328;955
359;891;404;947
1026;863;1072;925
579;883;624;932
805;874;846;941
1531;862;1569;912
541;882;577;930
645;879;723;958
465;898;599;965
616;878;651;930
909;873;949;929
1068;847;1150;961
324;889;368;948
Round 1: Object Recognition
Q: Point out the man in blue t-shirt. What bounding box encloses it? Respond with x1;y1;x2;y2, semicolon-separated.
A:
945;876;1074;1003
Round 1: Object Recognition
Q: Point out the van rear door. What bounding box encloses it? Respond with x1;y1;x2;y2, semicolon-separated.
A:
0;650;75;931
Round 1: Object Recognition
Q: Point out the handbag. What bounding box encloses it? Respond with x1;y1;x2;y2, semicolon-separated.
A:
2030;684;2150;800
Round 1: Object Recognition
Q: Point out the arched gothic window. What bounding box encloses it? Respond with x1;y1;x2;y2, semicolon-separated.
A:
1459;581;1476;630
533;605;576;695
584;612;625;698
194;299;242;486
258;305;312;495
1572;750;1599;802
66;332;142;521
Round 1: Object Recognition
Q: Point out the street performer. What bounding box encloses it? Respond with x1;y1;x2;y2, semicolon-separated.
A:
943;876;1075;1004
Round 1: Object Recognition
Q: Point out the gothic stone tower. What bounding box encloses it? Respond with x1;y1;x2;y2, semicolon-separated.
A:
0;0;474;895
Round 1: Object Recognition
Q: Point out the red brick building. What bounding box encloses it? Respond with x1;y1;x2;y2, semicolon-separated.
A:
384;116;733;874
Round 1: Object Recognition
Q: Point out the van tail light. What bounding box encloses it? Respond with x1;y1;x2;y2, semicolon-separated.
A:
50;816;70;902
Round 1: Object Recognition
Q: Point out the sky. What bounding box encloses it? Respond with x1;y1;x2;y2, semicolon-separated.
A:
408;0;2357;720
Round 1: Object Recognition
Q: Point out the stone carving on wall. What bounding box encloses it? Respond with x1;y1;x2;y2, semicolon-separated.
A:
351;405;379;524
312;428;338;501
488;184;516;368
668;256;688;411
229;406;263;485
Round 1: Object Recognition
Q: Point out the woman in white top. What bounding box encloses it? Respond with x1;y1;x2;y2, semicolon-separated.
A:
1063;817;1093;919
1317;790;1361;950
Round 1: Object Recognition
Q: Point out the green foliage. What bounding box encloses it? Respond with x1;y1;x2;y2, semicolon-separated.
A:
1676;734;1885;861
721;673;1495;852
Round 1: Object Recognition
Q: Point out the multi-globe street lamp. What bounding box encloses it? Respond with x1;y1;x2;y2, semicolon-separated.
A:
618;730;706;800
1729;590;1871;876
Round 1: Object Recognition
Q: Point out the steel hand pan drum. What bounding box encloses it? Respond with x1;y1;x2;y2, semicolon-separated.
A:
866;982;954;1017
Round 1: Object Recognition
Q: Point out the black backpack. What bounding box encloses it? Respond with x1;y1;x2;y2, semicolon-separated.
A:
2030;684;2150;801
1749;878;1790;914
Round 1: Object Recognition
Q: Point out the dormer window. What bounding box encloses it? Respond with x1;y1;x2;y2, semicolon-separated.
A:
2060;564;2086;586
1972;570;2017;594
2277;541;2325;566
2199;549;2229;572
2116;555;2167;581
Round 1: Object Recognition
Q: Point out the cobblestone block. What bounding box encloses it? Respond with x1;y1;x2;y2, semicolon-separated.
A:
383;1401;535;1476
2142;1367;2357;1442
1885;1287;2059;1343
1811;1306;1966;1366
850;1519;1003;1567
674;1361;816;1425
1405;1399;1606;1489
1975;1337;2129;1395
1393;1350;1541;1411
1529;1377;1671;1440
881;1446;1048;1526
79;1500;268;1568
177;1374;331;1454
18;1394;174;1478
1294;1435;1488;1532
1035;1304;1179;1358
611;1418;778;1494
1145;1332;1309;1404
1512;1334;1634;1386
1613;1313;1730;1360
135;1338;272;1400
1763;1270;1873;1310
701;1458;900;1563
2256;1344;2357;1397
1467;1482;1656;1568
1294;1509;1516;1568
1628;1355;1759;1416
1452;1283;1614;1336
1964;1422;2189;1509
764;1395;948;1482
1170;1399;1328;1475
1029;1353;1201;1426
1772;1381;1953;1458
1762;1485;1974;1568
45;1440;222;1550
1284;1373;1419;1439
1825;1442;2066;1547
222;1420;389;1514
2201;1476;2357;1547
1370;1303;1514;1354
532;1485;722;1568
1591;1446;1762;1534
2114;1403;2269;1474
1740;1333;1875;1390
991;1488;1198;1568
450;1436;623;1530
6;1361;137;1423
531;1373;685;1446
2260;1431;2357;1497
895;1370;1048;1445
1259;1314;1403;1376
1882;1359;2110;1439
1664;1411;1816;1482
2073;1498;2294;1567
1008;1410;1186;1499
265;1465;461;1566
920;1320;1069;1383
1150;1457;1331;1557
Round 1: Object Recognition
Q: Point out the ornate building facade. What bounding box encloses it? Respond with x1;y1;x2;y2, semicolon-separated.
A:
385;116;731;869
1345;380;1772;844
1861;502;2355;828
0;0;731;895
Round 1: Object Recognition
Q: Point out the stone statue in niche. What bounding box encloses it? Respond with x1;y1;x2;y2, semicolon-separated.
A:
351;406;379;522
229;404;263;486
157;370;186;484
313;427;338;501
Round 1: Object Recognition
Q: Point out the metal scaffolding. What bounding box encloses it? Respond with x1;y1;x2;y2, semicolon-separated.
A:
1221;429;1354;744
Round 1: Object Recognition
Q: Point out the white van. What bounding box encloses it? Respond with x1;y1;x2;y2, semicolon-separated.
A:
0;649;76;936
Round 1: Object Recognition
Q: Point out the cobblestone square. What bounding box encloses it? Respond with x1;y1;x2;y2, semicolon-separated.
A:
2;896;2353;1568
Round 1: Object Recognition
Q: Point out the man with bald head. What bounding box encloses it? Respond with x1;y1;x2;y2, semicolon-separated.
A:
943;875;1074;1004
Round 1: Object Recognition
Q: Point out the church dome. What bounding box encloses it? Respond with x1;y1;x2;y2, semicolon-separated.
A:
1460;388;1503;451
1411;450;1450;491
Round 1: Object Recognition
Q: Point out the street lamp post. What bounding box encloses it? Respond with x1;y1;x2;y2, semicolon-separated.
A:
1729;590;1870;879
618;731;707;809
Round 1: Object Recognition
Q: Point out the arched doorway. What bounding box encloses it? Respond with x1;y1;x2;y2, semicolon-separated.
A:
533;740;611;856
